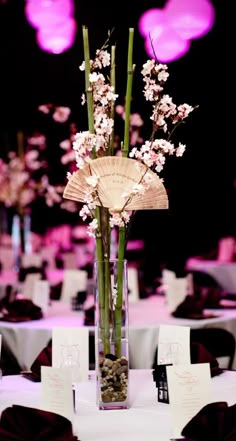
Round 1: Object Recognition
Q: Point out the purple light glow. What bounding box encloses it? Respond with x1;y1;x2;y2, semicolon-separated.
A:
25;0;74;30
145;27;190;63
165;0;215;40
36;17;77;54
138;0;215;62
138;8;165;38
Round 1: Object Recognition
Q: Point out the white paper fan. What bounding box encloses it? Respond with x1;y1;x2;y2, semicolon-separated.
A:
63;156;168;211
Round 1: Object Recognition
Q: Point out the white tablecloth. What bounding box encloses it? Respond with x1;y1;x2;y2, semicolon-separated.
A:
1;296;236;370
0;369;236;441
186;258;236;293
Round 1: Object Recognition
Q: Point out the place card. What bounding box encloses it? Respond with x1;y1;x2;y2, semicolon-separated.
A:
61;269;88;303
21;252;42;268
167;363;212;439
32;280;50;314
23;273;42;300
127;266;139;302
52;327;89;382
158;325;191;365
40;366;74;421
163;269;188;313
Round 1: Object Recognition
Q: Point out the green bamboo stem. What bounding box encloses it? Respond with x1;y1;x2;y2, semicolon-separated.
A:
115;226;126;356
82;27;108;352
122;28;135;158
82;25;96;159
115;28;135;356
109;45;116;156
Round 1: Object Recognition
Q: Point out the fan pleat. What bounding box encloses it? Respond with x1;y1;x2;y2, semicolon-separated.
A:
63;156;168;210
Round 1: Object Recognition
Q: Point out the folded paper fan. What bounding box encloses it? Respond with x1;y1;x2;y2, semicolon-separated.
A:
63;156;168;211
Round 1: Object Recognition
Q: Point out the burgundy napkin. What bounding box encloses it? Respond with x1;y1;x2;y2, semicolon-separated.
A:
172;295;217;319
21;341;52;382
18;266;46;282
84;305;95;326
0;299;43;322
181;401;236;441
190;342;223;377
0;405;78;440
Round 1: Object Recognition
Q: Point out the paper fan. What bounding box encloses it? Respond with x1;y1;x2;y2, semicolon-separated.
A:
63;156;168;211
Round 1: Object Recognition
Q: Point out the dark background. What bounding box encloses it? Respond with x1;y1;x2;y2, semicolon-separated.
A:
0;1;234;284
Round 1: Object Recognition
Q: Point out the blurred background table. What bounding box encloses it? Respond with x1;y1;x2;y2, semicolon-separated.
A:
1;295;236;371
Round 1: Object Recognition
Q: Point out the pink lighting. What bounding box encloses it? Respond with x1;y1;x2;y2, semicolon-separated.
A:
36;17;77;54
138;0;215;62
138;8;165;39
145;28;190;63
165;0;215;40
25;0;74;30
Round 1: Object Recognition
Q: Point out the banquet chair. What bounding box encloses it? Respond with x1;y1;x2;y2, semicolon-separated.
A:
190;328;236;370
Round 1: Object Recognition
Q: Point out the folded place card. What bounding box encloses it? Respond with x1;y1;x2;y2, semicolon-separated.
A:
40;366;74;421
23;273;42;300
127;267;139;303
61;269;88;303
158;324;191;366
52;327;89;382
21;253;43;268
32;280;50;314
166;363;212;439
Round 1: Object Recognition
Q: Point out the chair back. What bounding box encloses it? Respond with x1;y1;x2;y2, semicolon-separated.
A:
190;327;236;370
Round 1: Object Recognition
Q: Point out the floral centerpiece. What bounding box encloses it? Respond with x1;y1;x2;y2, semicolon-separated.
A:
63;26;195;409
0;132;64;254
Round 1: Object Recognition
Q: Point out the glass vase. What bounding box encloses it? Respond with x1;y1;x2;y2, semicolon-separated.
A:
94;258;129;410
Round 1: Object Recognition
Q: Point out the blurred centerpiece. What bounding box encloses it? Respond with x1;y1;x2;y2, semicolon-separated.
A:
63;25;195;409
0;130;63;268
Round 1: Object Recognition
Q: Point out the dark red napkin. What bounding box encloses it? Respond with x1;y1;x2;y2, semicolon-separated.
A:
172;295;218;319
21;341;52;382
181;402;236;441
190;342;223;377
0;299;43;322
84;305;95;326
0;405;78;440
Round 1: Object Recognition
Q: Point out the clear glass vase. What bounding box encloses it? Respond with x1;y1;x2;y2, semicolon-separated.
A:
94;258;129;410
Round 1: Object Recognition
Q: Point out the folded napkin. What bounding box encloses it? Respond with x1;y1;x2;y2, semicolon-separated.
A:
18;266;46;282
172;295;218;319
21;340;52;382
181;401;236;441
49;281;62;300
0;405;78;440
0;299;43;322
84;305;95;326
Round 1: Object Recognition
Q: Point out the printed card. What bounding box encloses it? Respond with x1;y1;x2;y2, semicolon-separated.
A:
167;363;212;439
128;267;139;302
23;273;42;300
61;269;88;303
41;366;74;421
52;327;89;382
158;324;191;365
32;280;50;314
21;253;42;268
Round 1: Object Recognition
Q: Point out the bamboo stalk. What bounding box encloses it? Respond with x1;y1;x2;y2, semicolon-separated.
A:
115;28;135;356
122;28;135;158
109;45;116;156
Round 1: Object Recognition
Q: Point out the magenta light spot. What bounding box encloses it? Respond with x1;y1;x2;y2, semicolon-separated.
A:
25;0;74;30
165;0;215;40
138;8;165;39
145;27;190;63
36;17;77;54
138;0;215;62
